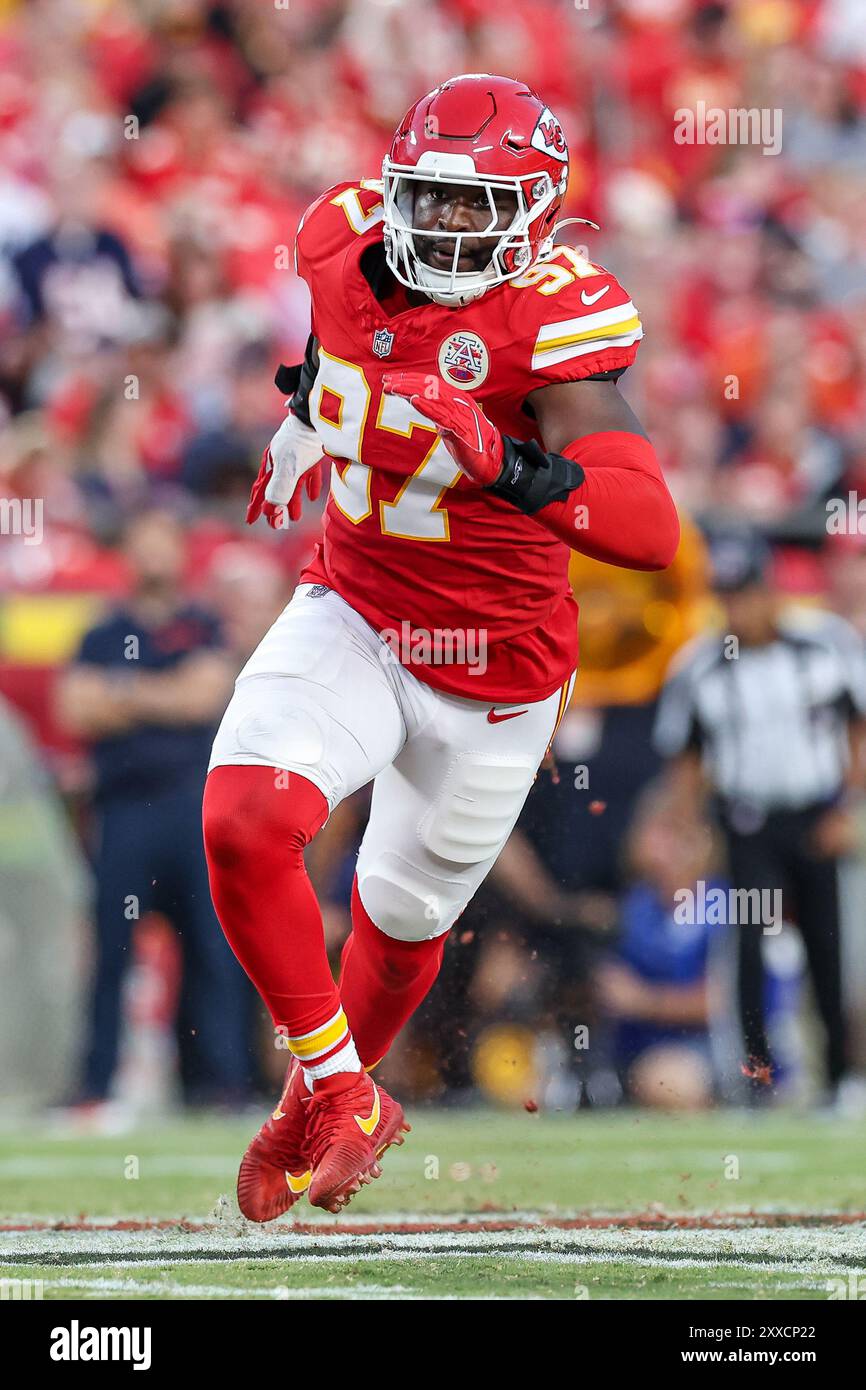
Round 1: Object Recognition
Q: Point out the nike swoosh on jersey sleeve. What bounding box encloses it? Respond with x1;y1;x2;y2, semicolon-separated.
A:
504;254;644;385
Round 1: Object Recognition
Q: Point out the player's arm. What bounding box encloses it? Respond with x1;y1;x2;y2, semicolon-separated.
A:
524;375;678;569
383;370;679;571
274;334;320;428
247;335;324;529
527;376;646;449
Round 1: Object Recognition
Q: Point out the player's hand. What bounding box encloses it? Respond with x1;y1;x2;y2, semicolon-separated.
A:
246;411;324;528
382;371;504;487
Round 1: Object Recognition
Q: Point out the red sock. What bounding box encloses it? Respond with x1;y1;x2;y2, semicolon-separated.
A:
203;766;360;1079
339;877;447;1069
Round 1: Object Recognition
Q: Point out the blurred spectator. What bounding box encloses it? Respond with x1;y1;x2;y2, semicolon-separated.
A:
12;159;140;365
595;780;722;1111
55;508;250;1114
654;528;866;1105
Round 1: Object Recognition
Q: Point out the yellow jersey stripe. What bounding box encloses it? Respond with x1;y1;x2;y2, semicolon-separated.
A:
554;678;570;735
535;316;641;356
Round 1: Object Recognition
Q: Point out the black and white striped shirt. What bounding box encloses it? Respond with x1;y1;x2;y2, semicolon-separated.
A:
654;610;866;812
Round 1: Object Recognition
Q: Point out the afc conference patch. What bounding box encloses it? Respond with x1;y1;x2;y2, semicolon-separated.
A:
437;330;490;390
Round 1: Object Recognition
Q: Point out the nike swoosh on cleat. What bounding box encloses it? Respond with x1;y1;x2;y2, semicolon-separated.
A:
487;708;528;724
354;1086;381;1136
286;1169;311;1194
581;285;610;306
272;1107;285;1121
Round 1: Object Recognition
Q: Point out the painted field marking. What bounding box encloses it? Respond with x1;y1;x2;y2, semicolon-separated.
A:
2;1222;864;1279
40;1276;419;1300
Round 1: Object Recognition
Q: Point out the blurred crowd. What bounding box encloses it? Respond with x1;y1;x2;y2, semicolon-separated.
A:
2;0;866;1120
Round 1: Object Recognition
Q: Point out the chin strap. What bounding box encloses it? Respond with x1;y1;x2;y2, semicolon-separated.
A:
552;216;601;236
488;436;585;515
535;218;602;270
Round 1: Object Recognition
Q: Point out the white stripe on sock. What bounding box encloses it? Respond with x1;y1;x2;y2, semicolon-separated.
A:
302;1036;362;1089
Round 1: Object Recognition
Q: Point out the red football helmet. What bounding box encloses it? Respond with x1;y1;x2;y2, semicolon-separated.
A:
382;74;578;307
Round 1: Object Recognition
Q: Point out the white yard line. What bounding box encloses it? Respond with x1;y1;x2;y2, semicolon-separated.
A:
40;1276;538;1300
2;1224;864;1278
41;1276;418;1300
0;1251;845;1287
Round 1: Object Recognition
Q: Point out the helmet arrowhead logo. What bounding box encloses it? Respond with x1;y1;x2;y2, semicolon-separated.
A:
531;107;568;162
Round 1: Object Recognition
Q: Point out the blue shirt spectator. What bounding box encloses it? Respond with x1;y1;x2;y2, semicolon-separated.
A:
613;879;724;1065
77;605;223;803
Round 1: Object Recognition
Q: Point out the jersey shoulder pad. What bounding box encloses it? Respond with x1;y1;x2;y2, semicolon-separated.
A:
506;247;643;384
295;179;385;281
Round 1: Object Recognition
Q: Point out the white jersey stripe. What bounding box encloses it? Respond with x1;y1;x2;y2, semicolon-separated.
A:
531;325;643;371
534;300;640;345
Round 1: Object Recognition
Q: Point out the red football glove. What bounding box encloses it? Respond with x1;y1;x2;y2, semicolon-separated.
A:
247;412;324;529
382;371;504;486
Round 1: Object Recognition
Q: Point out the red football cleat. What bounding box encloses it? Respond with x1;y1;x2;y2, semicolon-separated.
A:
237;1058;311;1222
304;1070;410;1214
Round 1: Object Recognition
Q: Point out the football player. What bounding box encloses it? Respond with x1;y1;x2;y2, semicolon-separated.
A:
203;74;680;1219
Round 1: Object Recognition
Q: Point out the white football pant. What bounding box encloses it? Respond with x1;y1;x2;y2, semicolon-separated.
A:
209;584;573;941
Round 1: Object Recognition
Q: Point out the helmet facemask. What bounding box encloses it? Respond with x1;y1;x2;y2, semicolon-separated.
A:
382;160;562;307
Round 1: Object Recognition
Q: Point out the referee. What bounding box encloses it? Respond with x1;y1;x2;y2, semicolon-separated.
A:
654;530;866;1101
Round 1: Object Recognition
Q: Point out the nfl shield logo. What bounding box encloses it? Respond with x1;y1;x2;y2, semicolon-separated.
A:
372;328;394;358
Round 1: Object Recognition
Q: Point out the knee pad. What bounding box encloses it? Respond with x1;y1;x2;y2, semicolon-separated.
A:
349;880;444;992
357;852;461;942
420;753;536;864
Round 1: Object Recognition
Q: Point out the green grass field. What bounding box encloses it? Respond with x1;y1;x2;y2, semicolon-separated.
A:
2;1108;864;1300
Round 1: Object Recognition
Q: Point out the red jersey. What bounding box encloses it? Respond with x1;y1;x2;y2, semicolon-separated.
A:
298;179;643;702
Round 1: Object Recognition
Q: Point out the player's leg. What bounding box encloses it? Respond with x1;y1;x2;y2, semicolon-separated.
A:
204;768;336;1053
338;878;447;1073
339;673;574;1072
202;585;408;1217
